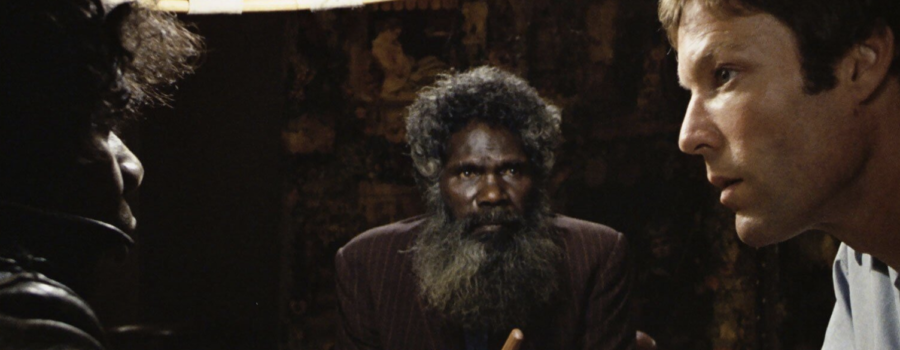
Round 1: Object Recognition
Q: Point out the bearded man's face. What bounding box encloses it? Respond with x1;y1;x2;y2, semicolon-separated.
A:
412;121;562;332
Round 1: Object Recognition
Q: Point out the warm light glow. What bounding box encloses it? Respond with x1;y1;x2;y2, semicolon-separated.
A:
151;0;397;13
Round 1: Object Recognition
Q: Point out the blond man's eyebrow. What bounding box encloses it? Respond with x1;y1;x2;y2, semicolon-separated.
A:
678;38;749;88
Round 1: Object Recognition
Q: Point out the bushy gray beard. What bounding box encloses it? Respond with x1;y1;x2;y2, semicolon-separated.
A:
411;185;562;332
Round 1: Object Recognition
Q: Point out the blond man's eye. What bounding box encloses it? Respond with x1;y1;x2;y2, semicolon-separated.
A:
714;68;736;86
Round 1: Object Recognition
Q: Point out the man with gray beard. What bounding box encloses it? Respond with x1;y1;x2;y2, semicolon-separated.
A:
335;66;634;350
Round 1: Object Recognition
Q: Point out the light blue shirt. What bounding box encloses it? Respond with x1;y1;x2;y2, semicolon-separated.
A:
822;243;900;350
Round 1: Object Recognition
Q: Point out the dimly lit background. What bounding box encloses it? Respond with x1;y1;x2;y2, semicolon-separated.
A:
87;1;840;349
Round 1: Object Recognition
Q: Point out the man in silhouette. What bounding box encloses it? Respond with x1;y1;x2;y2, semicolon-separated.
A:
0;0;200;348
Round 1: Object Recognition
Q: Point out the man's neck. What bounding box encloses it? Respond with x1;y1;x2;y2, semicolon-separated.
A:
818;78;900;270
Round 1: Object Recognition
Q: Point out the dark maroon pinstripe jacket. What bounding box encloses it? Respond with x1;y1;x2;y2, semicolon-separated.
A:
335;214;635;350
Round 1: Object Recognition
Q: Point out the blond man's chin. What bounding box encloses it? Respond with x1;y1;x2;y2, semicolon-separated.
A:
734;214;804;248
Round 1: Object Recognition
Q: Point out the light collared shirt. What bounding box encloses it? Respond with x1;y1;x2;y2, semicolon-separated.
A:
822;243;900;350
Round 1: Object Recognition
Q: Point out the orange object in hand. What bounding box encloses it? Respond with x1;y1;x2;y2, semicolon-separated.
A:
501;328;523;350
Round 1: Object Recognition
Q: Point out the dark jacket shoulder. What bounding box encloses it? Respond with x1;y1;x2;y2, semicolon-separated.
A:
551;214;628;266
339;216;426;255
552;214;624;243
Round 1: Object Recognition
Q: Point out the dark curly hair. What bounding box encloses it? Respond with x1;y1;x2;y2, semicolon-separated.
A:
0;0;202;139
406;66;562;199
659;0;900;93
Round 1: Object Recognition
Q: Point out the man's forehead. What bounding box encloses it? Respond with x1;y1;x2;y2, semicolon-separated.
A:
446;122;527;161
676;4;781;86
676;0;748;46
670;0;757;47
676;34;750;87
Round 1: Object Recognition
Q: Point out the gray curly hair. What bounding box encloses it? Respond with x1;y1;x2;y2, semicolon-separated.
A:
406;66;562;192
